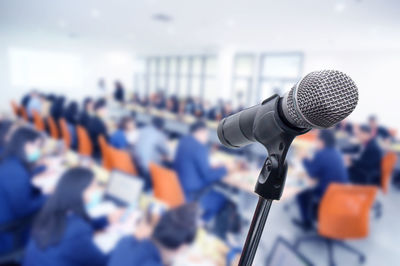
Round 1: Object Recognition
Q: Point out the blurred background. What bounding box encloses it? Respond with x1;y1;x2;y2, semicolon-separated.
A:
0;0;399;266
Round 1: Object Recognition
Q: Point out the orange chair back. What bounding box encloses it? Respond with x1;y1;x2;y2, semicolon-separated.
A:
381;152;398;194
149;163;185;208
318;183;377;240
98;135;113;170
47;116;59;139
297;130;318;142
59;119;71;148
10;101;20;117
76;126;93;156
32;110;45;132
109;147;138;175
20;106;29;121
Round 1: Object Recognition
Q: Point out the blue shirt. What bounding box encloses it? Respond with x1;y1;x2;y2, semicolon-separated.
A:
135;126;169;172
303;147;349;197
0;157;46;253
27;97;41;118
110;130;128;149
174;135;227;195
24;214;108;266
108;237;162;266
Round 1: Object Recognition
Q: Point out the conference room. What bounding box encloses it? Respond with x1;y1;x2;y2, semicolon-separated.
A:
0;0;399;265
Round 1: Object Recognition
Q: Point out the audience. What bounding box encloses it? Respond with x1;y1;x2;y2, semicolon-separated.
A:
110;116;138;149
26;91;43;119
109;203;198;266
293;130;349;230
50;96;66;122
87;98;109;158
368;115;391;140
79;97;94;128
348;125;383;185
0;127;47;254
23;167;117;266
64;101;80;149
174;121;228;220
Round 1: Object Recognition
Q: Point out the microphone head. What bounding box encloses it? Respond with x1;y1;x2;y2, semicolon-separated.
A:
282;70;359;129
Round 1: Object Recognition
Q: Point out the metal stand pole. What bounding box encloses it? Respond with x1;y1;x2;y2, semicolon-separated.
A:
239;197;273;266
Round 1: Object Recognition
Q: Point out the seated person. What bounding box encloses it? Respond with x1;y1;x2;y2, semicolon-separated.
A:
109;203;198;266
26;91;43;119
0;127;47;254
334;120;354;136
368;115;391;140
294;130;349;230
135;117;169;180
24;167;122;266
174;121;228;220
50;96;66;122
348;125;383;185
79;97;94;128
64;101;80;149
87;99;109;158
110;116;138;149
0;120;13;154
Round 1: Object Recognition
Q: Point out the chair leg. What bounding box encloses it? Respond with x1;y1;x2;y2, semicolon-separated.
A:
373;201;382;219
293;235;322;249
335;241;366;264
326;239;336;266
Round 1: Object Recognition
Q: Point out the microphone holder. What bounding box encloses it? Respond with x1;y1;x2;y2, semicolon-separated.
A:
237;95;308;266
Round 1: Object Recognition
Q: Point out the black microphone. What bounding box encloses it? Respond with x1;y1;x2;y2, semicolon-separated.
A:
217;70;359;149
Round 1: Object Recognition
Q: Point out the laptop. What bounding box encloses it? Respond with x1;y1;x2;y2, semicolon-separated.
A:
266;236;314;266
104;170;144;206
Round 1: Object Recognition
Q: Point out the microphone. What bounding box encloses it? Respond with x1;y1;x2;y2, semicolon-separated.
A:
218;70;359;149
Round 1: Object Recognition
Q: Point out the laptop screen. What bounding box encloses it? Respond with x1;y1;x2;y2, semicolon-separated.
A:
266;237;313;266
106;170;144;205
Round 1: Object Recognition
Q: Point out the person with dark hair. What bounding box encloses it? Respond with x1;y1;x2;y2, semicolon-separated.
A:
108;203;198;266
87;98;109;158
0;120;13;154
110;116;138;149
79;97;94;128
0;127;46;254
23;167;116;266
113;81;125;103
64;101;80;149
50;96;66;121
368;115;391;140
135;117;169;184
348;125;383;185
293;130;349;230
166;96;179;114
26;91;44;119
174;121;228;220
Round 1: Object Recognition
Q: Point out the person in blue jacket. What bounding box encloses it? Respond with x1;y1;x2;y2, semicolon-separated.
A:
293;130;349;230
24;167;118;266
174;121;228;220
110;116;138;149
108;203;198;266
0;127;47;254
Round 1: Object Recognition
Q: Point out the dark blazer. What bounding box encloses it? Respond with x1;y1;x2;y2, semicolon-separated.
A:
108;237;162;266
173;135;227;196
87;116;108;157
23;214;108;266
0;157;46;253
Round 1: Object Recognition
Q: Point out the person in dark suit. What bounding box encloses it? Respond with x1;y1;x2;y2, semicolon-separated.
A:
64;101;80;149
113;81;125;103
109;203;198;266
79;97;94;128
348;125;383;185
87;99;108;158
174;121;228;220
50;96;66;122
23;167;119;266
0;127;47;254
293;130;349;230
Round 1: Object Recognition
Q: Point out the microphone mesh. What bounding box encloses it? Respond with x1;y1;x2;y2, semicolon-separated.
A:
287;70;358;128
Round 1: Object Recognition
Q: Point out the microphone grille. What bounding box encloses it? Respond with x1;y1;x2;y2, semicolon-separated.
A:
286;70;358;128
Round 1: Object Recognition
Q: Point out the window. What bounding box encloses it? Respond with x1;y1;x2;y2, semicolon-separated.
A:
231;54;256;107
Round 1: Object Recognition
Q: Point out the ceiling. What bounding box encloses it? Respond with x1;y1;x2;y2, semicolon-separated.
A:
0;0;399;52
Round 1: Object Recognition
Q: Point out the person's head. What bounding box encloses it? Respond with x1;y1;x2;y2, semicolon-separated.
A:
115;81;123;90
190;121;208;144
83;97;94;113
94;98;107;117
119;116;136;132
316;130;336;149
152;203;198;262
357;125;373;144
152;117;165;130
2;127;43;165
32;167;101;249
368;115;378;129
64;101;79;124
0;120;13;148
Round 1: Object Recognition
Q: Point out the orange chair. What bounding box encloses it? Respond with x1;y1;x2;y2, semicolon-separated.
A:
381;152;398;194
297;129;318;142
59;119;71;148
76;126;93;156
294;184;377;265
10;101;20;117
19;106;29;122
32;110;45;132
109;147;138;175
98;135;113;170
47;116;59;139
149;163;185;208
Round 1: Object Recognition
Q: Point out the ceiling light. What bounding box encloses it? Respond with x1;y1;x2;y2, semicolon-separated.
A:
91;8;101;18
